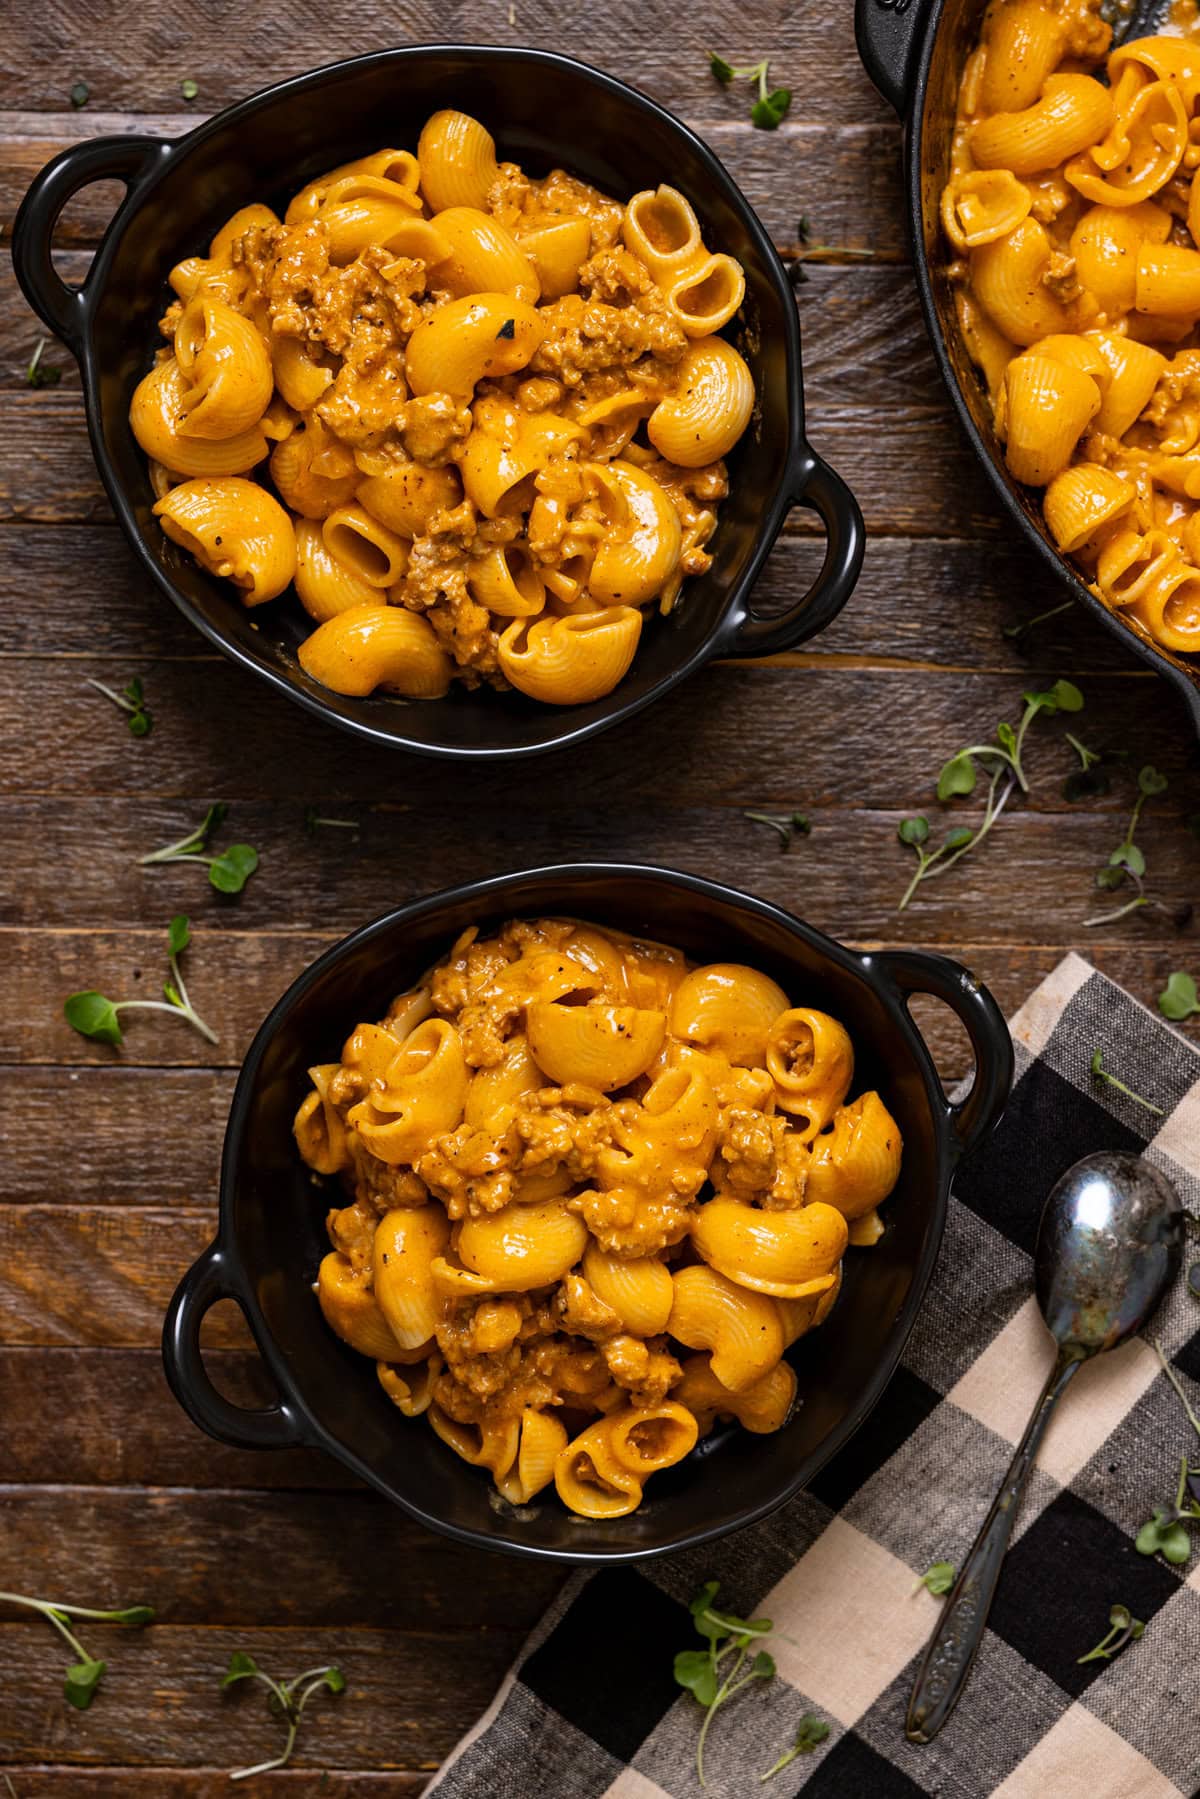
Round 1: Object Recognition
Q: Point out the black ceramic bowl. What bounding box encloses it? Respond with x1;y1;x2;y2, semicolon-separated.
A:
162;864;1012;1564
856;0;1200;735
12;47;864;761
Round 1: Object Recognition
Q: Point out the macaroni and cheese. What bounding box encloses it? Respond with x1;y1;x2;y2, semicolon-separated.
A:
294;918;903;1520
943;3;1200;657
131;112;757;706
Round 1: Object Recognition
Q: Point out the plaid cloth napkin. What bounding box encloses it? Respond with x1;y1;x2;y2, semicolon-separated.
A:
428;955;1200;1799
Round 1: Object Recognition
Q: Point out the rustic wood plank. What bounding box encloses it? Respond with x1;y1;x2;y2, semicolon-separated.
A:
0;1346;355;1488
0;666;1191;812
3;262;936;410
0;116;902;258
4;522;1060;662
0;1491;565;1629
0;1776;428;1796
0;802;1196;941
0;391;1008;539
0;0;892;125
1;1070;233;1205
0;1622;524;1770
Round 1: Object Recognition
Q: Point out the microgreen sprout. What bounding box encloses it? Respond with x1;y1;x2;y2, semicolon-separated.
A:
744;810;811;850
709;53;792;128
1135;1343;1200;1567
222;1650;345;1780
1088;1048;1164;1118
64;914;218;1047
1085;765;1184;928
788;214;878;282
86;674;152;737
26;338;62;389
912;1560;956;1597
1002;599;1074;644
181;77;199;100
1159;972;1200;1022
937;679;1083;799
1062;732;1114;802
760;1713;830;1780
69;80;89;108
896;680;1082;909
1077;1603;1145;1665
305;808;360;834
674;1583;775;1786
0;1591;153;1710
139;802;258;894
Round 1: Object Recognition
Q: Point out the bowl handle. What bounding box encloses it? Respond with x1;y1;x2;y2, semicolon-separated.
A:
725;452;865;657
162;1241;308;1451
12;136;172;353
875;949;1014;1162
855;0;932;116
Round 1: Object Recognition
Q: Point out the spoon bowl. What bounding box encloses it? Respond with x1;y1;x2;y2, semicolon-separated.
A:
907;1151;1183;1743
1037;1152;1185;1356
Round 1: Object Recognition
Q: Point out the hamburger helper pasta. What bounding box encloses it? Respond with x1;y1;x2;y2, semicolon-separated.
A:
943;3;1200;658
129;111;757;706
294;919;903;1520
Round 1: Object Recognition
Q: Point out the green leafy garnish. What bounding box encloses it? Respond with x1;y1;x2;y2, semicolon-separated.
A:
760;1712;830;1781
1002;599;1074;645
1088;1048;1164;1118
1159;971;1200;1022
180;77;199;100
64;914;218;1047
496;318;516;339
1061;732;1113;802
744;810;811;850
1085;765;1180;928
912;1560;956;1596
305;808;360;834
70;80;90;108
674;1583;775;1786
1077;1603;1145;1665
897;680;1082;909
86;674;152;737
708;54;791;129
139;802;258;894
222;1650;346;1780
1135;1344;1200;1568
26;339;62;389
0;1591;153;1710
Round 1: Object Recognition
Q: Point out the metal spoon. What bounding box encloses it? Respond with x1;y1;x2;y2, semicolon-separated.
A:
906;1151;1182;1743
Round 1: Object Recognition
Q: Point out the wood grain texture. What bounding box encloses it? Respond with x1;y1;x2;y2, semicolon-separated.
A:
0;0;894;124
2;3;1199;1787
0;1493;563;1630
0;1622;529;1768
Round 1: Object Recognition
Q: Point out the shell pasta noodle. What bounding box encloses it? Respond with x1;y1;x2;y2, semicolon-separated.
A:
294;918;904;1520
130;112;758;706
943;4;1200;656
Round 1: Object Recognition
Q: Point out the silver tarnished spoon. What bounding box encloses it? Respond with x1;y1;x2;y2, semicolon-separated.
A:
906;1151;1183;1744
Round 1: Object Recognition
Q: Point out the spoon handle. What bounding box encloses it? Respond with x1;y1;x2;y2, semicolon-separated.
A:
906;1348;1083;1743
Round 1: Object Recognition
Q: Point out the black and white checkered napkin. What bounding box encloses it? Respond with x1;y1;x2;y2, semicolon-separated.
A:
428;956;1200;1799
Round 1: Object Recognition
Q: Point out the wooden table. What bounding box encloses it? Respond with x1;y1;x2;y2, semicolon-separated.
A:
1;2;1197;1790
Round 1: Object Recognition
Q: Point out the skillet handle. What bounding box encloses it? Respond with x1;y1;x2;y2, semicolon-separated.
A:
162;1241;307;1451
12;136;171;353
725;453;865;657
876;949;1013;1162
855;0;932;116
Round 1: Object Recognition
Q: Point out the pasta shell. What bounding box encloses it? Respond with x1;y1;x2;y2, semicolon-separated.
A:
1003;354;1100;485
670;962;790;1067
317;1252;406;1361
372;1206;451;1348
666;1264;784;1392
526;999;665;1089
498;608;643;706
455;1199;588;1292
153;477;296;604
1043;465;1134;552
691;1198;847;1297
